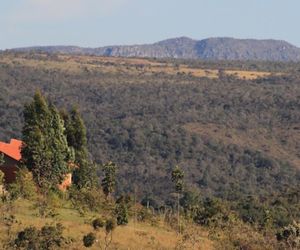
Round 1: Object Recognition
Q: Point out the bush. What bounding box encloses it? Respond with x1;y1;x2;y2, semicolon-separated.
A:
69;187;105;213
115;202;128;225
83;232;96;248
92;218;105;230
47;191;64;208
39;224;65;249
193;198;223;226
276;221;300;248
8;168;37;200
14;226;39;249
105;219;116;234
137;207;154;222
13;223;67;250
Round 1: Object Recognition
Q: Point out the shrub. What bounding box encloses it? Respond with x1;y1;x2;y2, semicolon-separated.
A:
137;207;154;222
115;202;128;225
141;196;161;210
69;187;105;213
13;223;67;250
14;226;39;249
105;219;116;234
39;224;65;249
193;198;223;226
8;168;37;200
47;191;64;208
83;232;96;248
276;221;300;248
92;218;105;230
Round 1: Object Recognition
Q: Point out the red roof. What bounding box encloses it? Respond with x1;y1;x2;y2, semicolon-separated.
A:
0;139;22;161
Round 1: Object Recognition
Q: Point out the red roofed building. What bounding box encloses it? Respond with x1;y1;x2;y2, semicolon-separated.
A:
0;139;22;183
0;139;72;190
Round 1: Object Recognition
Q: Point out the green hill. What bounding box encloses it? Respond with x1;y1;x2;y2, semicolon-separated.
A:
0;52;299;205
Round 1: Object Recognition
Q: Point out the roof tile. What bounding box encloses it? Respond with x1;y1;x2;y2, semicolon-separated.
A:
0;139;22;161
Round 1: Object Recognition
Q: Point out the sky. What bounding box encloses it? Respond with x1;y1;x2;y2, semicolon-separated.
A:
0;0;300;49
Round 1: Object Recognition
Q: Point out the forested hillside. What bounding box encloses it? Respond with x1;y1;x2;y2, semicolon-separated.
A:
0;52;299;211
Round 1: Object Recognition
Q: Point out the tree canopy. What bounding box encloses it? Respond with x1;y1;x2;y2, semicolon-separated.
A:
21;91;73;188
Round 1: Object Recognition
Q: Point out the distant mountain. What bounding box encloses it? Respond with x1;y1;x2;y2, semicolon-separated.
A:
11;37;300;61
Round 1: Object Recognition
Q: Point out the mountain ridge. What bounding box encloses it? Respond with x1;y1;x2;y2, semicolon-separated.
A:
9;37;300;61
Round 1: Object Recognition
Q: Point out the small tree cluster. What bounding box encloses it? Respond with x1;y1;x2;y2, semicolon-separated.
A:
171;166;184;193
21;91;73;188
101;162;117;199
88;218;117;249
13;223;67;249
8;168;37;200
92;218;105;230
277;221;300;249
115;196;130;225
171;165;184;233
83;232;96;248
61;108;97;189
193;197;224;226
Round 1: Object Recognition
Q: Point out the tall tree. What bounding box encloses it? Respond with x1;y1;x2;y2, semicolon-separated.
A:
21;91;73;188
62;107;96;189
171;165;184;234
48;104;73;184
101;162;117;199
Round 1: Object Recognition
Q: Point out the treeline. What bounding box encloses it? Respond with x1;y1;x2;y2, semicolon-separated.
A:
0;52;299;222
154;56;300;72
0;84;299;248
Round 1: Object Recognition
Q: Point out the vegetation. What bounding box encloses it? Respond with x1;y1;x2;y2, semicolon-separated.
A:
276;221;300;249
13;223;67;250
83;232;96;248
1;52;299;205
101;162;117;199
115;196;129;225
62;107;97;189
8;168;37;200
92;218;105;230
0;52;299;249
171;166;184;233
21;91;73;188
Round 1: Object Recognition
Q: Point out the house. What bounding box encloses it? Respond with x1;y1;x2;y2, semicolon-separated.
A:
0;139;72;191
0;139;22;183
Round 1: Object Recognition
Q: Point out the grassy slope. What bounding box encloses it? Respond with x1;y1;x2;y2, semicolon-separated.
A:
0;199;213;250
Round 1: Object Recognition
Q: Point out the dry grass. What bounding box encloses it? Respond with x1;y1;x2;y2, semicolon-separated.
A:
0;200;213;250
225;70;282;80
0;53;278;80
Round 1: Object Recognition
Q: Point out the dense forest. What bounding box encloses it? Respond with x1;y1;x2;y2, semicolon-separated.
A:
0;52;299;225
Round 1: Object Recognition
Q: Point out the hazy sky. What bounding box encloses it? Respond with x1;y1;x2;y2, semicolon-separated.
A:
0;0;299;49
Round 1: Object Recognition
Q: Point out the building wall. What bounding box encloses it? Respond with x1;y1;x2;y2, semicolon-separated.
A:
0;154;73;190
0;155;19;183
